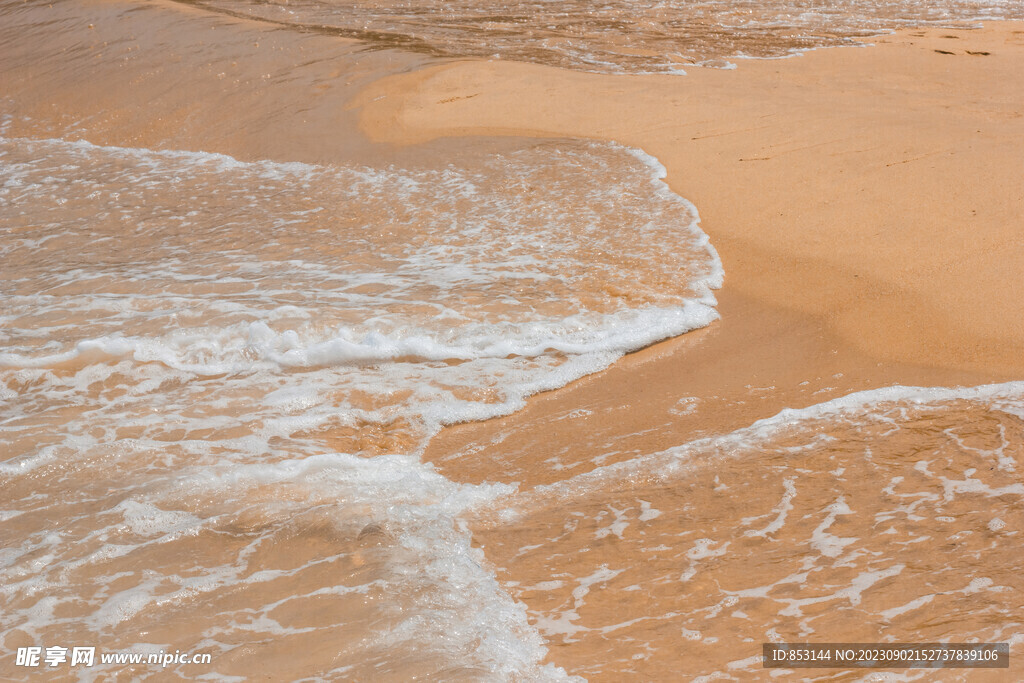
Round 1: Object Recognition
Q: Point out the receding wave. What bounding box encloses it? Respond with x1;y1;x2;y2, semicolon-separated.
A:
0;133;721;440
0;132;718;678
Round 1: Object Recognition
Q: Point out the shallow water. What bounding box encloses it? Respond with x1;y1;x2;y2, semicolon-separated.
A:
186;0;1024;72
469;384;1024;679
0;130;718;678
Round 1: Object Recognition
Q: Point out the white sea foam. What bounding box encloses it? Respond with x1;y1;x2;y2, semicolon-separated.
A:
463;379;1023;678
743;477;796;537
497;381;1024;515
0;135;721;435
0;131;721;678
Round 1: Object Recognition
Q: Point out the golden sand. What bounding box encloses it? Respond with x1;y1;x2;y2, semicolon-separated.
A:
358;24;1024;376
353;21;1024;477
354;25;1024;679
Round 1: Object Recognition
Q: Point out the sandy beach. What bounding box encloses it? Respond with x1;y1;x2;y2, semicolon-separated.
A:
2;0;1022;678
353;20;1024;475
359;23;1024;373
354;24;1024;678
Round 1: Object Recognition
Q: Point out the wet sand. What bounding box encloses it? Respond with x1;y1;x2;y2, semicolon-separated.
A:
356;24;1024;678
355;23;1024;477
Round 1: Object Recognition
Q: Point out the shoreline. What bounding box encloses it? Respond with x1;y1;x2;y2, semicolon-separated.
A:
354;23;1024;485
354;30;1024;675
357;22;1024;376
425;286;1006;489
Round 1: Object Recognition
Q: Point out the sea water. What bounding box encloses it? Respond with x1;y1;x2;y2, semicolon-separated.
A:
0;131;719;678
190;0;1024;72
